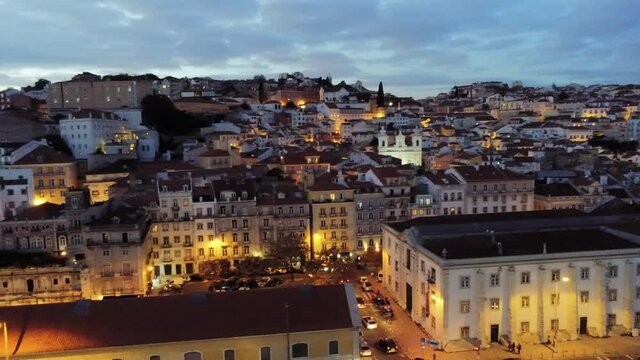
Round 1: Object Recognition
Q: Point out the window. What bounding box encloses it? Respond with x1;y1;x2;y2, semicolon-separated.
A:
150;356;160;360
608;289;618;302
460;276;470;288
580;291;589;303
460;300;470;313
521;321;530;333
521;272;530;284
329;340;339;355
551;319;559;331
551;293;559;305
607;265;618;278
260;346;271;360
184;352;202;360
521;296;530;308
490;273;500;286
460;326;470;338
580;267;590;280
223;349;235;360
291;343;308;358
489;298;500;310
551;270;561;281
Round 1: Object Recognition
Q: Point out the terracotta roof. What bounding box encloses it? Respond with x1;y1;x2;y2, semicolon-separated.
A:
425;171;462;186
12;146;74;165
199;149;230;157
535;183;581;197
453;165;531;182
0;284;356;357
5;203;64;221
307;180;349;191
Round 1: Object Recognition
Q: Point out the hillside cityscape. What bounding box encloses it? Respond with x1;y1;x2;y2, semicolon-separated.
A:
2;1;640;360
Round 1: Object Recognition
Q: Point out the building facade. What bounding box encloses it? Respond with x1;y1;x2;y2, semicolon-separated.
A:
47;79;153;110
382;211;640;348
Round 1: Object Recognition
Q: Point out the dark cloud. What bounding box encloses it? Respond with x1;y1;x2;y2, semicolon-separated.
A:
0;0;639;96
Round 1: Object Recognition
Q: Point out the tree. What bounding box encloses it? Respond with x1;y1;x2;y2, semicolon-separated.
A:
141;94;198;134
237;256;266;276
254;74;267;104
22;78;50;92
376;81;385;107
268;234;307;281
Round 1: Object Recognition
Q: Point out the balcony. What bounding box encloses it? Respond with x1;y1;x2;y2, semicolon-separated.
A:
329;213;337;217
259;225;273;230
162;257;172;262
100;271;114;277
340;224;348;229
161;243;172;248
119;271;133;277
171;205;180;212
319;213;327;218
183;242;193;247
319;225;327;230
340;235;349;240
184;255;194;261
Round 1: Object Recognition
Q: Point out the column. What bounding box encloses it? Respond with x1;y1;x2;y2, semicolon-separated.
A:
623;260;634;330
593;261;607;337
502;266;516;340
537;265;547;343
567;264;578;340
474;269;487;345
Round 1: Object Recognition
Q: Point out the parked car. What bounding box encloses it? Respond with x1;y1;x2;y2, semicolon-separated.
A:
373;296;391;309
208;280;225;292
359;276;368;284
360;344;372;357
245;278;259;289
265;277;282;287
275;267;288;274
224;276;240;288
361;316;378;330
377;271;383;282
377;337;398;354
233;280;249;291
356;297;366;308
379;309;394;319
257;277;271;287
361;281;373;292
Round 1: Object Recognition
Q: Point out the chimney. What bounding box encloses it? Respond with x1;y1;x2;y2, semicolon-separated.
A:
497;242;503;256
542;242;547;254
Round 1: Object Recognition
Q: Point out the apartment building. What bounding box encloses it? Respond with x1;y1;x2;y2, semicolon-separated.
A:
423;171;465;216
59;110;132;159
365;167;411;222
256;183;310;258
307;174;357;256
0;203;67;254
382;210;640;348
0;168;34;220
0;261;84;306
84;204;150;299
7;145;77;205
47;79;153;110
447;165;534;214
351;181;385;252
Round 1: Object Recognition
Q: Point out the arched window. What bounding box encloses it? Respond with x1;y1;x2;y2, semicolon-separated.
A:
150;356;160;360
260;346;271;360
291;343;309;358
223;349;235;360
184;351;202;360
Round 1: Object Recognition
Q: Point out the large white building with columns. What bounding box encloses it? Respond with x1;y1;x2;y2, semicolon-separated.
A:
382;210;640;349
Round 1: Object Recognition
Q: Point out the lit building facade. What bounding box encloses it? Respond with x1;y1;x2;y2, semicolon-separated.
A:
382;211;640;348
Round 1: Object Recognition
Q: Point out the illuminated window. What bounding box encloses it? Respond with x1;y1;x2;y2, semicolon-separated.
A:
489;298;500;310
521;296;530;308
460;300;470;313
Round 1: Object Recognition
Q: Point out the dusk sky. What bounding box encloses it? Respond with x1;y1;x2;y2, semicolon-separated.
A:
1;0;639;97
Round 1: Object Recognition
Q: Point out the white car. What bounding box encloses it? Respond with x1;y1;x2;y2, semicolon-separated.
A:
361;316;378;329
360;344;372;357
359;276;368;284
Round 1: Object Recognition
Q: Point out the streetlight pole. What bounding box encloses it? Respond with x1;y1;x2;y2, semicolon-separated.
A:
285;304;291;360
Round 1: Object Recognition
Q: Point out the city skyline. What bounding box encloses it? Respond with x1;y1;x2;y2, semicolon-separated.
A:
1;0;639;97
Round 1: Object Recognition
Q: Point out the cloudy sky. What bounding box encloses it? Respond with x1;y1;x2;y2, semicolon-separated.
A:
1;0;638;97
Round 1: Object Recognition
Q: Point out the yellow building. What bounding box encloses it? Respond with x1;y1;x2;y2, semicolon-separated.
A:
0;284;361;360
307;174;357;256
9;145;77;205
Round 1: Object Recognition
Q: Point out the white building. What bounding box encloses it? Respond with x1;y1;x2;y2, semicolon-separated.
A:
0;168;34;220
382;210;640;349
60;111;131;159
377;128;423;166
